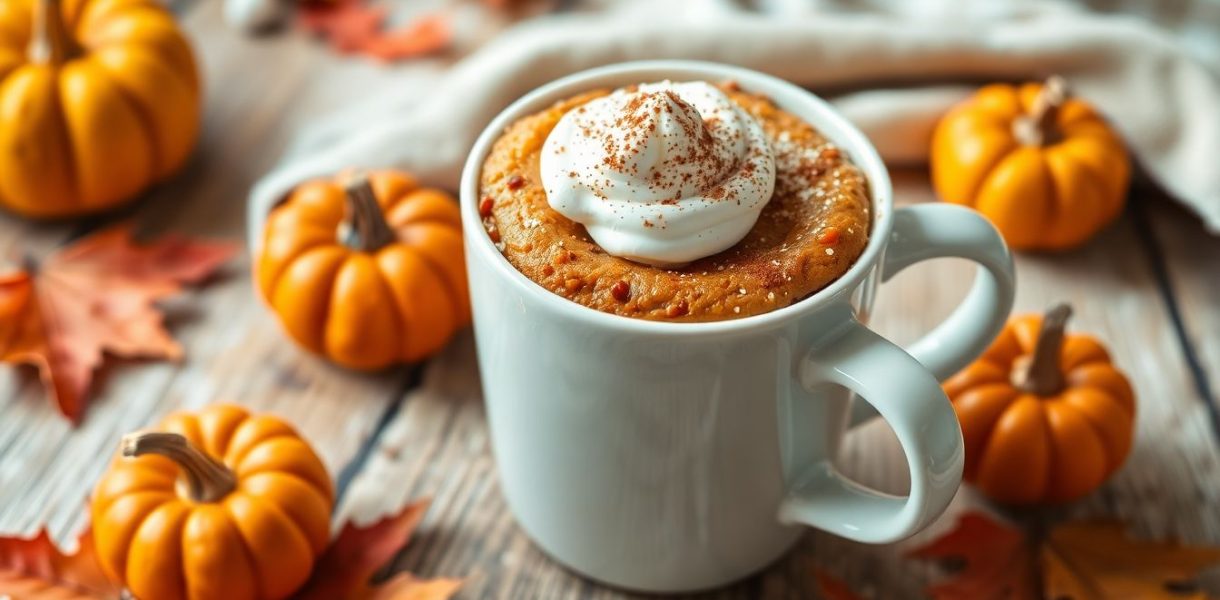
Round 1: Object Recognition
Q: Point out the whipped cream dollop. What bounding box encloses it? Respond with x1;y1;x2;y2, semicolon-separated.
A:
540;81;776;267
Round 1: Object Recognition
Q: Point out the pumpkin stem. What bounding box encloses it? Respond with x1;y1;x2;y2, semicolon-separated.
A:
1015;303;1073;396
1013;75;1068;146
122;432;236;503
339;175;396;252
28;0;79;65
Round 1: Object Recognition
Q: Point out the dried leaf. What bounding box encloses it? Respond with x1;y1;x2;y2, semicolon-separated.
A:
295;499;461;600
298;0;450;62
366;573;462;600
0;226;236;423
0;529;120;599
813;568;865;600
361;13;451;62
908;512;1038;600
1043;520;1220;600
911;512;1220;600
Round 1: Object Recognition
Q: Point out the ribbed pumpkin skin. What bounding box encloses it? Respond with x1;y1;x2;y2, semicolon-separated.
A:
91;405;334;600
943;313;1136;505
256;169;469;370
0;0;200;218
931;81;1130;251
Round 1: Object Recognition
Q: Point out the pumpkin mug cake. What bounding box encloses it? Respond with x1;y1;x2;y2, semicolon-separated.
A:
476;79;871;321
461;61;1016;593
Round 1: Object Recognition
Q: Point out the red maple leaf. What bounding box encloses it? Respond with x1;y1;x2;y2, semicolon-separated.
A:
0;226;236;423
298;0;451;61
908;512;1038;600
295;499;461;599
813;568;865;600
0;529;121;599
362;13;451;62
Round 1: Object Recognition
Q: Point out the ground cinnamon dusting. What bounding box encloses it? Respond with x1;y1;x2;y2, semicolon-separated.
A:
580;90;735;204
477;83;871;322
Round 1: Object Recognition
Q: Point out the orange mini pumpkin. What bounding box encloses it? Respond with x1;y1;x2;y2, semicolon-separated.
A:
931;77;1130;251
256;170;469;370
944;304;1135;505
0;0;200;218
91;404;334;600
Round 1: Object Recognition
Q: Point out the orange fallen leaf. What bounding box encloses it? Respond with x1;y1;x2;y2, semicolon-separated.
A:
0;529;121;599
295;498;461;599
0;226;236;423
298;0;450;62
909;512;1038;600
1043;520;1220;600
366;573;462;600
361;13;451;62
813;568;865;600
911;512;1220;600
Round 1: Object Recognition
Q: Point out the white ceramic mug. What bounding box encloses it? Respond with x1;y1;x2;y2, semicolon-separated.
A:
460;61;1015;593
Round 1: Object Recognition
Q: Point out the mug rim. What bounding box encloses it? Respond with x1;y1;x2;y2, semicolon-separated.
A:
460;59;894;336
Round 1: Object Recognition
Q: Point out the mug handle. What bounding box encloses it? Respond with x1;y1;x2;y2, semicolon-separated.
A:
777;204;1014;543
779;306;965;543
850;203;1016;425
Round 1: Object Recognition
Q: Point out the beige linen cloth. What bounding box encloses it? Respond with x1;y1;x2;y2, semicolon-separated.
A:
247;0;1220;247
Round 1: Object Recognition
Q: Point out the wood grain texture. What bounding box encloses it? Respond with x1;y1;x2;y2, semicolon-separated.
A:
0;0;427;541
1;1;1218;597
338;173;1220;598
1145;194;1220;410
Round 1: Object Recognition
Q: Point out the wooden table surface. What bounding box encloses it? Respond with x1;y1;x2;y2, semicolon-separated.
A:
2;2;1219;598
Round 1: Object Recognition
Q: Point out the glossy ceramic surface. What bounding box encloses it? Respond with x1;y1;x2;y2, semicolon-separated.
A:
460;61;1015;593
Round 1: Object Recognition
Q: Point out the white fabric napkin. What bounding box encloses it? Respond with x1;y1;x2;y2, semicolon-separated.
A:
247;0;1220;247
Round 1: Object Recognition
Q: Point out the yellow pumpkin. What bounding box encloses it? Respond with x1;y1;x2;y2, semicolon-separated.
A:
256;170;469;370
0;0;200;218
931;77;1130;251
92;404;333;600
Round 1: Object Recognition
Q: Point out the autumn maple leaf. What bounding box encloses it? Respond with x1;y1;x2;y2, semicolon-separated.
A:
0;529;121;599
295;498;461;599
911;512;1220;600
813;568;865;600
0;226;236;423
1043;520;1220;599
909;512;1039;600
361;13;451;63
298;0;451;61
